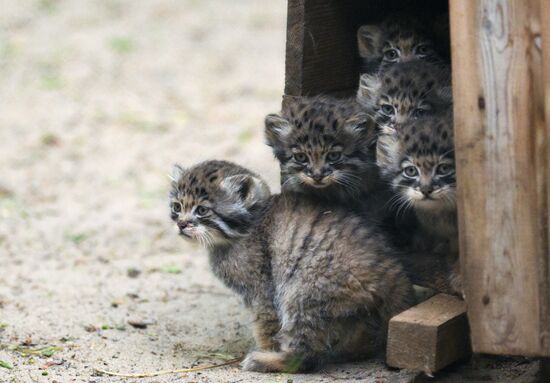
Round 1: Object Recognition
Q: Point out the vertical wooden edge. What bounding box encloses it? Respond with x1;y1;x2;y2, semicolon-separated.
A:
284;0;305;97
450;0;549;356
448;0;484;354
539;0;550;356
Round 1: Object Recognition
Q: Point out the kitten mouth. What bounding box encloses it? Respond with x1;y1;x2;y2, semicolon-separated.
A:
303;177;331;188
179;230;194;239
415;197;444;208
309;182;330;188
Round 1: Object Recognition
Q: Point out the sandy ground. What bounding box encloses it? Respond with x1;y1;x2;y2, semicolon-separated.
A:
0;1;543;382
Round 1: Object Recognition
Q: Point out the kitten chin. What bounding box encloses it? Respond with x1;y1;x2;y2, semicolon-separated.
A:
404;188;456;211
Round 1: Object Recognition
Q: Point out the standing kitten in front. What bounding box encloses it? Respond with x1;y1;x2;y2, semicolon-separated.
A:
170;160;414;372
376;114;462;294
265;96;383;208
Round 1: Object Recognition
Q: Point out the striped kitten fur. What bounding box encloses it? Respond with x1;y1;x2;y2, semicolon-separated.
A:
376;114;462;294
170;160;414;372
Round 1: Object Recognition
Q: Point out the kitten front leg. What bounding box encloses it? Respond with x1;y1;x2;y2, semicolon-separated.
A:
251;300;280;351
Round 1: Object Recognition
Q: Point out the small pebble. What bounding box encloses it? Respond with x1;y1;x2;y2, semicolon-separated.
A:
127;267;141;278
128;318;156;329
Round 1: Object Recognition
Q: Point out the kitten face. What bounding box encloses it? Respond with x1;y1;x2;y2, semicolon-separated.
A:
377;115;455;212
357;18;443;74
357;61;451;130
265;97;376;197
169;161;269;247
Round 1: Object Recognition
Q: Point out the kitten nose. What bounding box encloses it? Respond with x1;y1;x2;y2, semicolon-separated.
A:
311;173;324;182
420;185;434;196
177;220;193;230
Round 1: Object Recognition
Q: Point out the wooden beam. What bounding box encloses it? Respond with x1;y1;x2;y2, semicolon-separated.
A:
450;0;550;356
540;0;550;359
284;0;359;97
386;294;470;374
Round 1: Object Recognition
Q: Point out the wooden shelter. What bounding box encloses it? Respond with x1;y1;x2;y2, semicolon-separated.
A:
284;0;550;367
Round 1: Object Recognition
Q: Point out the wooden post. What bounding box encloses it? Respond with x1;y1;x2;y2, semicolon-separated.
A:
450;0;550;356
386;294;470;374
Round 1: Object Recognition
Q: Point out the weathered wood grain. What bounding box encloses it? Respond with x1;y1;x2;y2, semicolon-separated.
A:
284;0;360;97
540;0;550;360
386;294;470;374
450;0;550;356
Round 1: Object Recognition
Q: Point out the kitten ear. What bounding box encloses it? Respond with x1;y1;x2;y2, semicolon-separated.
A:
344;113;377;147
357;24;384;59
265;113;292;146
170;164;185;182
376;130;400;170
221;174;270;208
357;73;381;108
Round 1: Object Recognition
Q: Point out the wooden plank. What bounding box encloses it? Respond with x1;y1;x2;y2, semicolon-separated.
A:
284;0;360;97
540;0;550;359
386;294;470;374
450;0;550;356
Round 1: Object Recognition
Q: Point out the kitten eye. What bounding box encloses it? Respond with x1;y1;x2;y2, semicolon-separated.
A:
415;44;430;56
327;151;342;162
380;104;395;116
195;205;210;217
413;108;428;118
293;153;307;163
403;166;419;178
172;202;182;213
436;163;454;176
383;48;399;61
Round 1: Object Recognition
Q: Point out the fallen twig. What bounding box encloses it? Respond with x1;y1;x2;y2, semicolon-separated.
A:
93;357;241;378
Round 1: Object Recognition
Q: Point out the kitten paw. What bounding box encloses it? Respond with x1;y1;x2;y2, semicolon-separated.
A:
449;269;464;298
241;351;285;372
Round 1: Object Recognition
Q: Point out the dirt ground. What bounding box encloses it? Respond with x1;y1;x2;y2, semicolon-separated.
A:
0;1;544;382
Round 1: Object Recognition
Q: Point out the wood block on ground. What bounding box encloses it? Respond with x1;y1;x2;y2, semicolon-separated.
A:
387;293;470;374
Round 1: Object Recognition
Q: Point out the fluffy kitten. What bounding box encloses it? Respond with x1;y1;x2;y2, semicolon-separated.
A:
357;60;452;131
376;114;461;294
170;160;414;372
265;96;382;208
357;17;446;74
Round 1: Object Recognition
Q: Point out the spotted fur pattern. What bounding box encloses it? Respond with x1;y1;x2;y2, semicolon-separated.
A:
265;96;380;206
376;115;462;294
170;160;414;372
357;17;446;74
357;60;452;131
